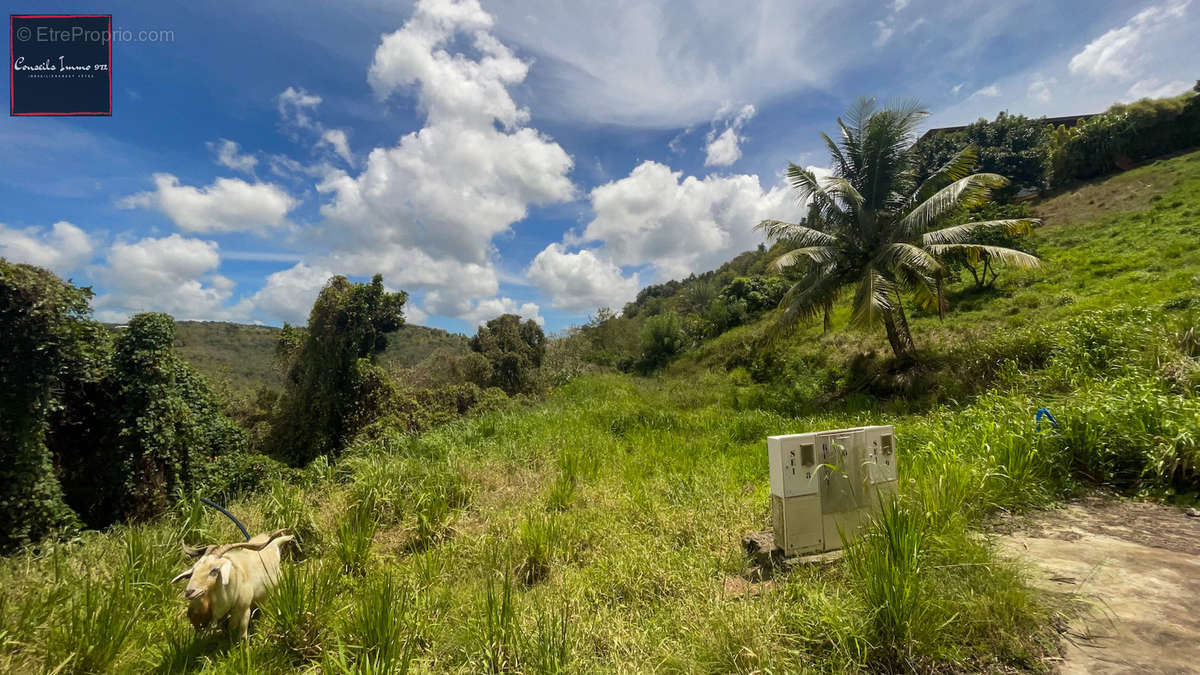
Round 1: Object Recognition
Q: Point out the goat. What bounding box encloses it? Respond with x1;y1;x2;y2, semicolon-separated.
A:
171;529;294;640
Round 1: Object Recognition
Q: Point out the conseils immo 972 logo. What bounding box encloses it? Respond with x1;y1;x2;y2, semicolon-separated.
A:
10;14;112;116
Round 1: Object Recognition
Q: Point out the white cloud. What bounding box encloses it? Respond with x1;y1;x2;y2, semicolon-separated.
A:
873;20;895;47
1126;78;1191;100
455;296;544;327
0;221;95;275
950;82;966;96
1069;1;1190;80
118;173;297;234
892;0;911;11
93;234;241;322
277;86;323;130
207;139;257;174
1027;74;1055;103
581;160;800;280
527;243;639;312
318;129;353;165
704;103;756;167
479;1;857;127
970;84;1000;98
308;0;574;324
246;262;334;324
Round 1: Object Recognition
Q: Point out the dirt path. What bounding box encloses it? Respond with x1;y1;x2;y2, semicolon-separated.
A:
995;495;1200;674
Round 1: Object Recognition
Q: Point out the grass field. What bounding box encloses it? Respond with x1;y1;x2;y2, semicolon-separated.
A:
2;151;1199;673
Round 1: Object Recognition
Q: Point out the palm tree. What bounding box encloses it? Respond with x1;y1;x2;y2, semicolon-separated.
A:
756;98;1040;361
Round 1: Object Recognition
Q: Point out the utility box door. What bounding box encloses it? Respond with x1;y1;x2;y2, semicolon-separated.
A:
767;433;819;497
771;494;823;556
862;426;898;484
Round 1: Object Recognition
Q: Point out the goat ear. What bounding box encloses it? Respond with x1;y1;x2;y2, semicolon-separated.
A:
171;568;193;584
218;559;233;586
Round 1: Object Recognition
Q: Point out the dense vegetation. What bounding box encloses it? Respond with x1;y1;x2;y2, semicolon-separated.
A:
1;93;1199;673
169;321;470;394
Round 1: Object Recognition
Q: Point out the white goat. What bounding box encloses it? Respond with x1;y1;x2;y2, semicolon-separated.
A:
171;529;294;640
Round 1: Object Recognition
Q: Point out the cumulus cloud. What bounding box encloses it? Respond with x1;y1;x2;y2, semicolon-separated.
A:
1069;0;1190;80
310;0;575;323
246;262;334;324
527;243;639;312
118;173;297;234
1126;78;1191;100
0;221;95;275
581;160;799;280
276;86;354;168
93;234;241;322
704;104;756;167
207;139;257;174
425;290;543;326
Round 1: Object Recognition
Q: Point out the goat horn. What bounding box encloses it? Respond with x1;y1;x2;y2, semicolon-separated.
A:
181;541;215;558
213;530;289;557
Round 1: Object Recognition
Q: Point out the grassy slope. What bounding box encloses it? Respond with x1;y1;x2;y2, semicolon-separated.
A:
678;150;1200;390
170;321;470;393
2;152;1199;673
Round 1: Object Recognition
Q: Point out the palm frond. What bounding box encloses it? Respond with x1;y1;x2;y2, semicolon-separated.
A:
922;218;1039;246
755;220;838;246
914;144;979;204
785;163;847;220
925;244;1041;269
821;132;851;177
766;266;844;341
848;269;894;329
880;242;943;274
770;246;837;270
899;173;1010;236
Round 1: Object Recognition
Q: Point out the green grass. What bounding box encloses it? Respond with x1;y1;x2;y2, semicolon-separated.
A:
1;152;1199;672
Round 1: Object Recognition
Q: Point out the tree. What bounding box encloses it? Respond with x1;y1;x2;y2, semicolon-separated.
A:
470;314;546;395
637;312;686;373
0;261;87;550
270;275;407;465
758;98;1040;361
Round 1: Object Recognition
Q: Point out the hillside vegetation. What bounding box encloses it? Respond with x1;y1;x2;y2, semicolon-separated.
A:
169;321;470;394
2;102;1199;672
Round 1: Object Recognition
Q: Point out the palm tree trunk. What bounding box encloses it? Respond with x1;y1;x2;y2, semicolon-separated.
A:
883;293;917;361
882;312;906;359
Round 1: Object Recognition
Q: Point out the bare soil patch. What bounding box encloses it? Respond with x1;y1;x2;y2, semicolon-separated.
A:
996;494;1200;674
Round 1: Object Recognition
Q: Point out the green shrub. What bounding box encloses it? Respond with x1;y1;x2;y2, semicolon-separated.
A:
192;453;301;502
1045;89;1200;187
470;313;546;395
636;312;686;373
0;261;90;550
269;274;407;465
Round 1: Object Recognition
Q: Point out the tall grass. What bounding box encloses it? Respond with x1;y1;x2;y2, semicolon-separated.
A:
341;573;413;673
845;498;931;667
334;499;378;576
42;574;142;674
259;561;340;662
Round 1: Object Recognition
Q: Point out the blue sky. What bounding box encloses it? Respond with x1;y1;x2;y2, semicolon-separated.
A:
3;0;1197;334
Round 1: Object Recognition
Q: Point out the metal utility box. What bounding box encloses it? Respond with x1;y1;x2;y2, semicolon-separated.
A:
767;425;897;556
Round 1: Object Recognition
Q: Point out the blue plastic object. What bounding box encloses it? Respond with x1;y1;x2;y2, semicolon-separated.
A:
1035;407;1059;432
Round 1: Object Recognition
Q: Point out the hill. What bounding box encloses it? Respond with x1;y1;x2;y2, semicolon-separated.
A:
4;152;1199;671
167;320;470;392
